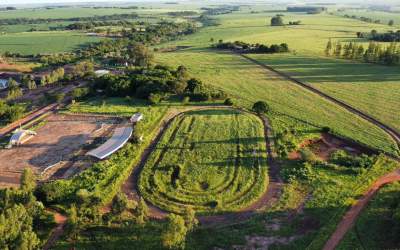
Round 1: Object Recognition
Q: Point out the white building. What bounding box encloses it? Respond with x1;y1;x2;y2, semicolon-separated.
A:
130;113;143;123
94;70;110;77
0;79;8;89
9;129;37;146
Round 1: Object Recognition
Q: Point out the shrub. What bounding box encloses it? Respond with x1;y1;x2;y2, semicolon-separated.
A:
252;101;269;114
148;93;163;104
224;98;234;106
299;148;319;163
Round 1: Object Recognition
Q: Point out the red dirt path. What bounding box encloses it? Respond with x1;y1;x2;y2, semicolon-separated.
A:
323;169;400;250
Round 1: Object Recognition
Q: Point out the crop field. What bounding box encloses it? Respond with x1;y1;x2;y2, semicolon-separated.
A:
247;54;400;133
0;31;102;55
139;109;268;213
162;12;393;55
156;50;398;155
337;181;400;249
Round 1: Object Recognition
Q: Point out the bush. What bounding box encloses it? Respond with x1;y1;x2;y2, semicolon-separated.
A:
299;148;319;163
281;162;314;182
321;126;331;133
224;98;234;106
148;93;163;104
252;101;269;114
72;87;90;101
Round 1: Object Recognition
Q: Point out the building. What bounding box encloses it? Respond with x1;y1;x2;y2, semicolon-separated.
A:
9;129;37;146
0;79;8;89
130;113;143;123
94;70;110;77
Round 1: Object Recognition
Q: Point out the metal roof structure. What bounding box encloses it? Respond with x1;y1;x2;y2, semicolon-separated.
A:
86;125;133;160
130;113;143;123
9;129;37;146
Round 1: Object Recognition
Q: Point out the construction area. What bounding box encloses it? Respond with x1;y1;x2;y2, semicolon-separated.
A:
0;113;122;188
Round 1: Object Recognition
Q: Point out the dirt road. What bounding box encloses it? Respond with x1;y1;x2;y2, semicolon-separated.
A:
323;169;400;250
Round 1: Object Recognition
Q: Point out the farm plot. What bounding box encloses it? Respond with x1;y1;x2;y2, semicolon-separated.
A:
247;54;400;133
156;50;398;155
139;109;268;213
0;114;116;188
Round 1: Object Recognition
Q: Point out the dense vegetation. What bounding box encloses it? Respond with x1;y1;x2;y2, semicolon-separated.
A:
139;109;268;213
214;41;289;53
357;30;400;42
325;40;400;66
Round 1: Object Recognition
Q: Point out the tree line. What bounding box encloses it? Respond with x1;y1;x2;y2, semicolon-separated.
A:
357;30;400;42
342;14;395;26
0;12;140;25
325;40;400;66
213;40;289;54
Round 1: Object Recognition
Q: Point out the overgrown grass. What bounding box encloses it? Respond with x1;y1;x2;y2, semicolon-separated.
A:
139;108;268;213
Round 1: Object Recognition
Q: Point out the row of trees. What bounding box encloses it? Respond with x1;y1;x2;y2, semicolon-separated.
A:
325;40;400;66
0;12;140;25
214;40;289;54
342;14;395;26
357;30;400;42
39;67;65;86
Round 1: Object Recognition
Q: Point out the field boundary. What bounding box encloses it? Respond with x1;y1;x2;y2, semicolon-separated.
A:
238;53;400;157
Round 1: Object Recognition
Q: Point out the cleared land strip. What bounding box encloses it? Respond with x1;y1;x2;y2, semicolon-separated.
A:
239;53;400;156
323;169;400;250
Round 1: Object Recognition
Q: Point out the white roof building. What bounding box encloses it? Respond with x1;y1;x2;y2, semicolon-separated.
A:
130;113;143;123
94;70;110;77
0;79;8;89
9;129;37;146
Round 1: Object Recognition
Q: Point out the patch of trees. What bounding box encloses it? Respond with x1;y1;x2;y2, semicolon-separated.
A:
287;6;326;14
167;11;198;16
0;99;25;123
214;41;289;54
271;15;284;26
325;40;400;66
65;20;136;30
39;67;65;86
201;6;240;15
357;30;400;42
38;53;78;66
0;168;53;250
329;150;377;169
93;65;226;102
0;13;140;25
0;7;16;11
288;20;301;25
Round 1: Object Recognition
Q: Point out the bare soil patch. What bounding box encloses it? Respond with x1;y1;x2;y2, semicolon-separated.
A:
0;113;117;188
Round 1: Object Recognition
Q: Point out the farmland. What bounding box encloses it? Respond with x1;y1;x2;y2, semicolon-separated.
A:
1;2;400;250
139;109;268;213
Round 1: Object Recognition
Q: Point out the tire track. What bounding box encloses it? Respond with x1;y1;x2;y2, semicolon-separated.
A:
238;53;400;156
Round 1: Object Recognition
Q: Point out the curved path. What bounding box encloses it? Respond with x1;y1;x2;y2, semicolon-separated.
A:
122;106;283;227
323;169;400;250
238;54;400;155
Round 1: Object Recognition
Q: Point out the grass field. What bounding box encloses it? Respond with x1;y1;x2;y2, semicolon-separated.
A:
139;109;268;213
0;31;102;55
337;181;400;249
247;54;400;133
156;50;398;155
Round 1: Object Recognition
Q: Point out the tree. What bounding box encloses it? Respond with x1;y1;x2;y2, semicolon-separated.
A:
252;101;269;114
20;168;36;193
388;20;394;26
27;80;37;90
184;206;198;232
66;204;79;239
224;98;234;106
271;15;284;26
40;76;47;86
162;214;187;249
325;39;333;56
128;44;154;67
111;193;128;217
7;78;22;100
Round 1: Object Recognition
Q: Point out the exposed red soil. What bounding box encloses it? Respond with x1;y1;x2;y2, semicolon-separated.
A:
0;114;115;188
288;133;376;161
43;211;67;250
323;169;400;250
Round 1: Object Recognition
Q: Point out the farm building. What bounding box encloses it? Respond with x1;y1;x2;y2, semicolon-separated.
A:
130;113;143;123
0;72;21;89
86;125;133;160
9;129;37;146
94;70;110;77
0;79;8;89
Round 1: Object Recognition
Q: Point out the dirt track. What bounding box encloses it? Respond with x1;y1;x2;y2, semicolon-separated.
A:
122;106;283;227
323;169;400;250
238;53;400;155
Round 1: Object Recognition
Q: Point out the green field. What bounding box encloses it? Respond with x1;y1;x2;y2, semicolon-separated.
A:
139;109;268;213
337;181;400;249
0;31;102;55
247;54;400;133
156;50;398;155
